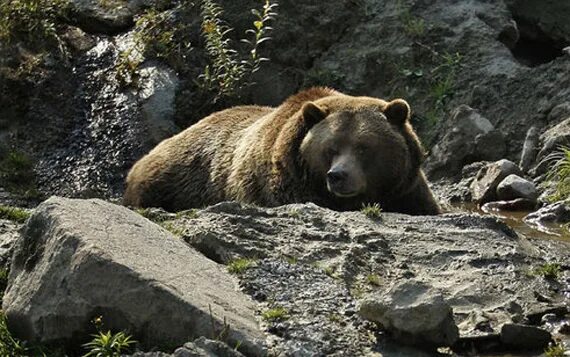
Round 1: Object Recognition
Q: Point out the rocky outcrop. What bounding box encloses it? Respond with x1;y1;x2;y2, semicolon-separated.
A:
425;106;505;180
2;197;265;355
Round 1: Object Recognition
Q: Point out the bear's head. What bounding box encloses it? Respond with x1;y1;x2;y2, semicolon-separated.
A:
299;96;425;209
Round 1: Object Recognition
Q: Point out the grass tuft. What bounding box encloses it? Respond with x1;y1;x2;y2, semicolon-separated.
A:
533;263;561;280
0;206;30;223
361;203;382;219
0;311;27;356
227;258;256;274
366;273;382;286
261;306;288;322
545;146;570;202
544;343;566;357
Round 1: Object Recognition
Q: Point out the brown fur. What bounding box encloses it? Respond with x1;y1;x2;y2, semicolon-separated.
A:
124;87;440;214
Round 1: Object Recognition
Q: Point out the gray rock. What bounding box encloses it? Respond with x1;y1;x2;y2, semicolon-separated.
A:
496;174;538;202
138;63;180;144
0;219;20;268
425;105;506;180
498;20;519;49
519;126;539;173
173;202;570;355
481;198;536;212
70;0;145;34
500;323;552;350
358;280;459;348
2;197;265;355
129;337;245;357
524;200;570;226
532;117;570;176
470;160;523;203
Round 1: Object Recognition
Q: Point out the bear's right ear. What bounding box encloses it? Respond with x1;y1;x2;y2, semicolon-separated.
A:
384;99;411;127
302;102;327;127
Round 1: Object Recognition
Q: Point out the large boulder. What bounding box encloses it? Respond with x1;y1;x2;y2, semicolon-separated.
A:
359;280;459;348
425;105;506;180
2;197;265;355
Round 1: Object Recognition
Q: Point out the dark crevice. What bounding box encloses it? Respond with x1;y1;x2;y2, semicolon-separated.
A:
509;17;567;67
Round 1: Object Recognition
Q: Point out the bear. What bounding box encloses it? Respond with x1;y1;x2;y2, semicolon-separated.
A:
124;87;441;215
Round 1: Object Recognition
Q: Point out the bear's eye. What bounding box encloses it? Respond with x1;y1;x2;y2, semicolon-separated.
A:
326;147;339;157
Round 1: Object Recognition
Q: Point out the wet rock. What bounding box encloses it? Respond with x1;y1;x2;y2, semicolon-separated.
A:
500;323;552;350
425;105;506;180
2;197;265;355
481;198;536;212
524;200;570;225
519;126;539;173
496;174;538;202
470;160;523;204
359;280;459;348
138;62;180;144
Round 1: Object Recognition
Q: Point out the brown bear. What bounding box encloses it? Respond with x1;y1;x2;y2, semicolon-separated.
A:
124;87;440;215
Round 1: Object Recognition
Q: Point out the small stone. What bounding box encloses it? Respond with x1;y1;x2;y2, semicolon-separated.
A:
496;174;538;202
358;280;459;349
500;323;552;350
470;160;523;204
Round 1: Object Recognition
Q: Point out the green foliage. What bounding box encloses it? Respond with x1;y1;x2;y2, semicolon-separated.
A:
0;311;28;356
397;0;425;38
545;343;567;357
0;206;30;223
82;316;136;357
366;273;381;286
533;263;561;280
261;306;288;322
0;151;40;199
175;209;199;219
0;0;69;53
545;146;570;202
227;258;256;274
160;221;185;236
429;51;462;110
198;0;277;102
361;203;382;218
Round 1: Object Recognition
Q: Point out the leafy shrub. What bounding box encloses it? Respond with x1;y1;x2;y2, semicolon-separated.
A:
82;317;136;357
0;311;27;356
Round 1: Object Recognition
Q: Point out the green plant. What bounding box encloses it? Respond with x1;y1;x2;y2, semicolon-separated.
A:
0;0;69;54
82;316;136;357
0;311;28;356
227;258;256;274
361;203;382;218
545;343;566;357
366;273;381;286
198;0;277;102
533;263;561;280
175;209;199;219
545;146;570;202
0;206;30;223
0;151;39;198
160;221;185;236
261;306;288;322
397;0;425;37
328;313;342;323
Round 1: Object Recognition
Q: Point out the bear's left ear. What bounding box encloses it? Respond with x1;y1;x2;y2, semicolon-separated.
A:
384;99;411;127
302;102;327;127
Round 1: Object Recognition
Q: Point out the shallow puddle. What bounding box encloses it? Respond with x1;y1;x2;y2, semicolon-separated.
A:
450;202;570;242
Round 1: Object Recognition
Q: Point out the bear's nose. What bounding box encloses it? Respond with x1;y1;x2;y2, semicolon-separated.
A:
327;169;347;184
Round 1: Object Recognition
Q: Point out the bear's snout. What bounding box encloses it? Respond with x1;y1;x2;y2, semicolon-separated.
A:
326;161;364;198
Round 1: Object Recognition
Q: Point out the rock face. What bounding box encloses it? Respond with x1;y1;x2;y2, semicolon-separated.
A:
359;280;459;348
170;201;569;355
496;174;538;202
2;197;265;355
500;323;552;350
425;105;505;180
524;200;570;226
470;159;523;203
